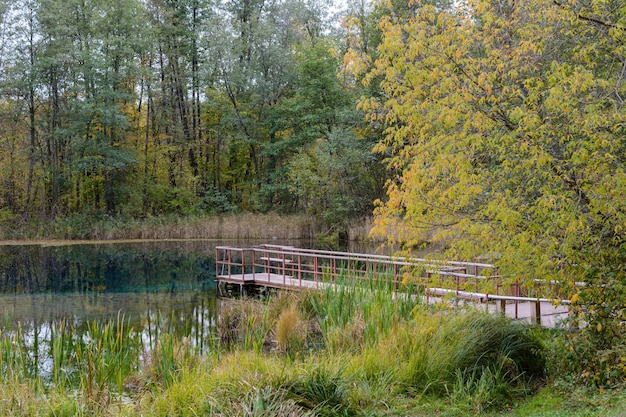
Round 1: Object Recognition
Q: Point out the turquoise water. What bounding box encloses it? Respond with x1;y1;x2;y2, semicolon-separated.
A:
0;241;222;349
0;240;230;378
0;239;387;380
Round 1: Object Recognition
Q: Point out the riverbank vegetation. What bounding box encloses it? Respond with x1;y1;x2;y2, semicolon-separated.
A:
0;284;623;417
4;212;366;242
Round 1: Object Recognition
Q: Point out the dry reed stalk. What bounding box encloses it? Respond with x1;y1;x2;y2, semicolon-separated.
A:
274;303;307;354
347;217;377;241
124;213;321;241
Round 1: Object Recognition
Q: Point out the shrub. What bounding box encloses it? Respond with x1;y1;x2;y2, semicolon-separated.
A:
567;258;626;387
365;308;546;410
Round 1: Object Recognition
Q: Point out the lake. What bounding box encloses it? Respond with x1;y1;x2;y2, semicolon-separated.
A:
0;240;226;364
0;239;305;379
0;239;401;333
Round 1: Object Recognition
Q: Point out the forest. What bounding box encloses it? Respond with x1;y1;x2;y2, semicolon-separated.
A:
0;0;625;386
0;0;385;237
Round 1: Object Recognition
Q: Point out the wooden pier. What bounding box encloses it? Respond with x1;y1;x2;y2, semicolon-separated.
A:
215;244;572;327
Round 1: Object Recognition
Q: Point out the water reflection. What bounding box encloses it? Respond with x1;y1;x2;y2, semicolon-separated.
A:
0;241;223;378
0;241;216;294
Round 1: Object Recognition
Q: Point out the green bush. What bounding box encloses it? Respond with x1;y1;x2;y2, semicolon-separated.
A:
567;257;626;387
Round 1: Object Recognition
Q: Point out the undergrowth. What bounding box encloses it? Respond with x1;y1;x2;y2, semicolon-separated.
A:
0;280;620;416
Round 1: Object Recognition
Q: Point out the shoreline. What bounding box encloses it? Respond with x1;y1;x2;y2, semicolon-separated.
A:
1;213;376;242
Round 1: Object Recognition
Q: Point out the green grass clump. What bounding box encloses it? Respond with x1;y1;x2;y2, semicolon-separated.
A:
410;310;544;392
302;275;419;353
286;364;355;417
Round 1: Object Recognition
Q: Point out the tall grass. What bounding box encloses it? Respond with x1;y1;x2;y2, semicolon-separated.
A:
0;280;552;416
77;316;139;394
140;331;207;390
0;322;33;382
414;310;543;396
302;274;419;352
217;297;274;352
44;212;327;240
275;303;307;358
293;277;543;412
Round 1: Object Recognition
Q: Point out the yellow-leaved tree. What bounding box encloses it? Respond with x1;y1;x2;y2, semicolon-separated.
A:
349;0;625;385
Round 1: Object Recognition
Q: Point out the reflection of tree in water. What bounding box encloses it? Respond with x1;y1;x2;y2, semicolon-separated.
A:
1;239;346;295
0;241;216;294
0;288;219;381
0;241;219;378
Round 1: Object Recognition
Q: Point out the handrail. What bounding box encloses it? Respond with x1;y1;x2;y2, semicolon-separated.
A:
256;243;496;270
252;245;499;285
215;244;575;326
215;244;503;294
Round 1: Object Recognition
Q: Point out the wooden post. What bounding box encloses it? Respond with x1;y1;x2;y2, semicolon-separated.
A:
530;301;541;326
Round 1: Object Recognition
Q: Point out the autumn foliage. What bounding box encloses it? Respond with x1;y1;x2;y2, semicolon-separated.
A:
349;0;625;384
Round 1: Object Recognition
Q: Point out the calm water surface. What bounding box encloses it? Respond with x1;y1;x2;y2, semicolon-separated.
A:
0;239;407;333
0;240;229;359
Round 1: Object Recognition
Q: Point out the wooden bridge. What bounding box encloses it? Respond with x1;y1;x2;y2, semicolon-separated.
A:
215;244;572;327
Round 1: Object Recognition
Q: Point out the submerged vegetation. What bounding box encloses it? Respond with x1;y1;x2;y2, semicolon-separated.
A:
0;280;622;416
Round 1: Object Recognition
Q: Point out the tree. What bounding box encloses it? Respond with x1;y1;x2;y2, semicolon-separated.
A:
0;0;25;225
352;0;626;384
273;39;385;236
0;0;386;234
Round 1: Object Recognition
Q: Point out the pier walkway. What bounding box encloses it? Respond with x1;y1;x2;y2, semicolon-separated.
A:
215;244;572;328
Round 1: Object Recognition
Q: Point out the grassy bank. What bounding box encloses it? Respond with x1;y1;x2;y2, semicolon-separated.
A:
1;212;375;242
0;280;622;416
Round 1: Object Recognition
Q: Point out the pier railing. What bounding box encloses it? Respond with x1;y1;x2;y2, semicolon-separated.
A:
215;244;573;325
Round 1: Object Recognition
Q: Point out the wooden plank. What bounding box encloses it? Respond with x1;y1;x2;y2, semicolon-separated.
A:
216;273;256;283
216;273;323;290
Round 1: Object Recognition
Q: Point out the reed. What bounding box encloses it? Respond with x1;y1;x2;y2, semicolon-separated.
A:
48;212;324;240
141;332;204;389
217;297;274;352
303;273;420;352
0;321;39;382
30;212;379;241
50;320;74;389
72;315;142;410
274;303;307;358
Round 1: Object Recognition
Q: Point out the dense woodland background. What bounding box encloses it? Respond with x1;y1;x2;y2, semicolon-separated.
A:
0;0;388;237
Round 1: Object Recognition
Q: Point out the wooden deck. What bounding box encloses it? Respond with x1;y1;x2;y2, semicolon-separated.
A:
217;272;328;290
215;244;574;328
